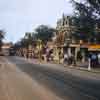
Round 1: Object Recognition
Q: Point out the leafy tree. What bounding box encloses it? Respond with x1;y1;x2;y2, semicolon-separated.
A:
35;25;56;43
15;32;37;50
86;0;100;18
0;30;5;50
24;32;33;45
70;0;97;42
17;32;33;48
20;38;28;48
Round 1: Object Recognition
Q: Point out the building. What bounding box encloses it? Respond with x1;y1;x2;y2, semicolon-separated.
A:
53;14;90;63
1;42;13;56
56;14;76;45
54;14;77;55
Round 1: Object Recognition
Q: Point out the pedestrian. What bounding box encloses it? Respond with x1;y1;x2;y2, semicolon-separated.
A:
97;53;100;65
71;53;76;66
64;53;68;65
50;53;54;61
68;54;73;65
77;51;82;62
91;53;97;67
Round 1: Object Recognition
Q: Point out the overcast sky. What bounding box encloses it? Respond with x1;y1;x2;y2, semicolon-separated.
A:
0;0;73;43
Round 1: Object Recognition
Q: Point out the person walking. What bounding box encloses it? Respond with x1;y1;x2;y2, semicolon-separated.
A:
97;53;100;66
68;53;73;66
64;53;68;66
91;53;97;67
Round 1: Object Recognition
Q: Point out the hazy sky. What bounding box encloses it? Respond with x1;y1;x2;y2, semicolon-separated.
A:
0;0;73;43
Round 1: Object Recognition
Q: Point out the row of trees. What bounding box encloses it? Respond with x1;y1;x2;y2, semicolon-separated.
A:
15;0;100;48
15;25;56;48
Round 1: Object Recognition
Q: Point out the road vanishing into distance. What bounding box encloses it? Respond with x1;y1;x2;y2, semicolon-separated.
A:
0;56;100;100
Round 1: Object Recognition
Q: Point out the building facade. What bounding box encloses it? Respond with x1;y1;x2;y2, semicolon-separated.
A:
56;14;76;46
1;43;13;56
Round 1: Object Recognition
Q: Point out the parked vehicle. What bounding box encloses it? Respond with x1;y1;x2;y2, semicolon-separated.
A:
9;48;15;56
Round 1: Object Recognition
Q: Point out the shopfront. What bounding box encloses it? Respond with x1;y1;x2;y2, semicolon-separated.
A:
88;44;100;67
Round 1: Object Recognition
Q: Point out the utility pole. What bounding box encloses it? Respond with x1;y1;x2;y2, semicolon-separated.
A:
88;58;91;71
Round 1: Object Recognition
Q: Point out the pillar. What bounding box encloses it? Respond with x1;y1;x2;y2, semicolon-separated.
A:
75;47;78;64
68;47;71;56
81;50;85;63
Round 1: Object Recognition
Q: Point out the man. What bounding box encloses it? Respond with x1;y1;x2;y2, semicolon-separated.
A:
98;53;100;65
64;53;68;65
91;53;97;67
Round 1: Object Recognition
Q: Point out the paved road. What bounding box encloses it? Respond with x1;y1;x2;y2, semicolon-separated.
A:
6;56;100;100
0;57;61;100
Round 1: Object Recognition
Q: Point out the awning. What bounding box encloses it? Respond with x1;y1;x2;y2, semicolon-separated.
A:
88;44;100;51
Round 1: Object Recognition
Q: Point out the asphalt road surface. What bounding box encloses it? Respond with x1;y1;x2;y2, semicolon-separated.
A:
1;56;100;100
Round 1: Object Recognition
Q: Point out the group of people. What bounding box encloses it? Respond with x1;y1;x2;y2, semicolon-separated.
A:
40;48;75;65
16;47;100;68
89;53;100;67
63;53;75;66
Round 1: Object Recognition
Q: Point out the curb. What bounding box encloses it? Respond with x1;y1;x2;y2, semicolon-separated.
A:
38;62;100;74
18;57;100;74
66;65;100;73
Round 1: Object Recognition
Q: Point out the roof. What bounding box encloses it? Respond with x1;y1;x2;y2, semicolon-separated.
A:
2;43;13;49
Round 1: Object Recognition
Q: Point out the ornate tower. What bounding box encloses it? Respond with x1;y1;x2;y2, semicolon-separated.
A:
56;14;75;46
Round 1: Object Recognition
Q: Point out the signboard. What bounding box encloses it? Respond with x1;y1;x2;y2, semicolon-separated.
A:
88;44;100;51
89;45;100;49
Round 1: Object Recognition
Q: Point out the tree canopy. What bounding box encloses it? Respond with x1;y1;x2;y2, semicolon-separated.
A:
35;25;56;43
71;0;100;42
71;0;100;18
15;25;56;49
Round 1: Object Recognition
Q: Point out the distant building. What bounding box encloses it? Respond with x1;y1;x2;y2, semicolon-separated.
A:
1;42;13;55
2;43;12;49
